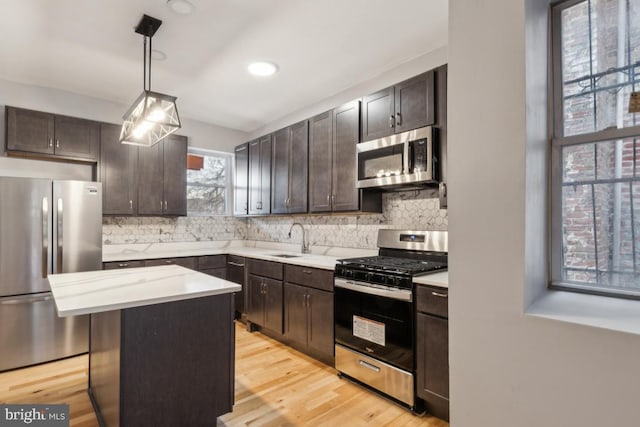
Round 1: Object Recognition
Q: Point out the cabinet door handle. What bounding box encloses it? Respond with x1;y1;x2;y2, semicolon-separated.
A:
431;291;448;298
396;112;402;126
49;138;53;148
306;294;311;307
160;200;163;211
227;261;245;267
56;139;60;148
389;115;394;128
118;263;129;268
164;200;168;211
165;260;174;264
302;269;312;275
129;200;133;210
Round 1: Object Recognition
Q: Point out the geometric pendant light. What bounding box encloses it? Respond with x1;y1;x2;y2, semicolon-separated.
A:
120;15;181;147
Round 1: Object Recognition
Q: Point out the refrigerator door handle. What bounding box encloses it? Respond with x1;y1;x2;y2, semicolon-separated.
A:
1;292;53;305
56;198;63;274
42;197;49;278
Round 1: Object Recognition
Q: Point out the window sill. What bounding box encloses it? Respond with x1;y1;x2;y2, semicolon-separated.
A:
526;289;640;336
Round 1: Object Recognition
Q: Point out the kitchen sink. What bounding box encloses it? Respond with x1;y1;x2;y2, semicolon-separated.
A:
272;254;302;258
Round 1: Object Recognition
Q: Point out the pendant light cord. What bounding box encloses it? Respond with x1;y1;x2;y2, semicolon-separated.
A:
143;35;147;91
142;23;153;92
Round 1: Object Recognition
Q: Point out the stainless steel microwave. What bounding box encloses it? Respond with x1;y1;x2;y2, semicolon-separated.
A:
356;126;438;190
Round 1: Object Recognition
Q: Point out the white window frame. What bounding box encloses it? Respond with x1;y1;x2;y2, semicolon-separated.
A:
550;0;640;298
186;147;233;217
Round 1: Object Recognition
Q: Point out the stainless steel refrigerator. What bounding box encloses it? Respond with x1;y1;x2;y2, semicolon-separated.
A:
0;178;102;371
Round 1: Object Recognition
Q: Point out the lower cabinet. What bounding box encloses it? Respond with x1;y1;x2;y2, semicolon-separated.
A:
283;264;334;365
416;285;449;421
284;283;334;362
197;255;227;279
145;257;197;270
246;258;284;335
247;274;283;334
103;260;145;270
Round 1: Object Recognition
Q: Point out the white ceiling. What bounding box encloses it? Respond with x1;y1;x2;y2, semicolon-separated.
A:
0;0;448;132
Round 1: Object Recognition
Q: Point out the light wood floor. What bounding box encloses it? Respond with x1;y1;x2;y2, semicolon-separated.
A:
0;322;448;427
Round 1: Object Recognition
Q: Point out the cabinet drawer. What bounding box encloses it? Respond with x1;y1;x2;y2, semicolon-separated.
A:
144;257;196;270
416;285;448;318
197;255;226;270
227;254;245;267
247;258;283;281
285;264;333;292
200;268;227;280
103;260;145;270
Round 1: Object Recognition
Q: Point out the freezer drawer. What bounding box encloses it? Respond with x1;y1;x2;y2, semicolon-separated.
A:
0;292;88;372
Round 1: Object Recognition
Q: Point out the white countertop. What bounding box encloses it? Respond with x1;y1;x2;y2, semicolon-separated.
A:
48;265;241;317
101;241;449;287
103;241;377;271
413;271;448;288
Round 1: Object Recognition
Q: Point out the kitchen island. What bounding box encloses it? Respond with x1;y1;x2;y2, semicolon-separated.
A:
48;265;240;427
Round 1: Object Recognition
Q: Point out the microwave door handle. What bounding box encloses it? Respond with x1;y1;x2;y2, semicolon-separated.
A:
403;140;410;175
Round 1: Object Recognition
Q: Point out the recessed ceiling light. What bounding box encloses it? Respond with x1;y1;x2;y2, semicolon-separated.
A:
248;61;279;77
167;0;194;15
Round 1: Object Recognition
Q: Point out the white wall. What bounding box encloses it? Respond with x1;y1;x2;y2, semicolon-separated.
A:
448;1;640;426
248;46;448;138
0;79;248;160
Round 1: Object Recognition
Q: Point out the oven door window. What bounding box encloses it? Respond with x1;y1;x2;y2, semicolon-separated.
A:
335;287;413;372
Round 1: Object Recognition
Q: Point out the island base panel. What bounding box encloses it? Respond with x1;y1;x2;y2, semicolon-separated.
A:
89;294;235;426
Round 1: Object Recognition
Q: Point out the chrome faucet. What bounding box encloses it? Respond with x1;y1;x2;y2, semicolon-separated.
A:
288;222;310;254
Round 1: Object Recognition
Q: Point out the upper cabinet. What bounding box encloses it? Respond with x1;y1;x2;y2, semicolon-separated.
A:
233;143;249;216
138;134;188;216
309;101;381;213
6;106;99;162
361;71;435;142
248;135;272;215
100;123;139;215
271;120;309;214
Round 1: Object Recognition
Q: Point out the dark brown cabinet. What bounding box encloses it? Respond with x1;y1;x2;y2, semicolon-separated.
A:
233;143;249;216
283;265;334;364
361;87;394;142
103;260;145;270
246;259;283;334
361;71;435;142
308;111;333;212
138;134;188;216
197;255;227;279
144;256;197;269
332;101;361;211
309;102;381;213
271;120;309;214
226;255;246;317
248;135;272;215
416;285;449;421
6;106;99;162
100;123;138;215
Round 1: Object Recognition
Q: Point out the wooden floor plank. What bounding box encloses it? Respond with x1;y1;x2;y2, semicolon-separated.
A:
0;321;449;427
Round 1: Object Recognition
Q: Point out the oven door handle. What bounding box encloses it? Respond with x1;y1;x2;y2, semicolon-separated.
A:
334;278;412;302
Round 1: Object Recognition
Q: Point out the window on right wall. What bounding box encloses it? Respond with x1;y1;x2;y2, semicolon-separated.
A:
550;0;640;298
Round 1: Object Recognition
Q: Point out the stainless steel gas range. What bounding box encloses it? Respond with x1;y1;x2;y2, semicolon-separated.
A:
334;229;447;412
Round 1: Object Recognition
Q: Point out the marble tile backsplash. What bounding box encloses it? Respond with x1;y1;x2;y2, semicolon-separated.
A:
102;188;446;249
247;188;446;249
102;216;247;245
